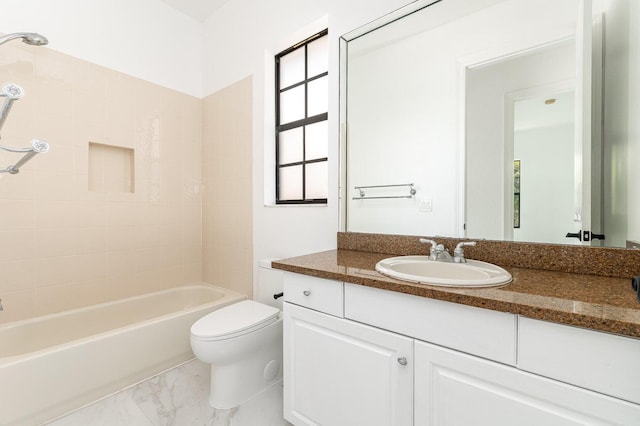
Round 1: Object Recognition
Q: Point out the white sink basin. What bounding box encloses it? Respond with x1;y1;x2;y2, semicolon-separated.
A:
375;256;512;287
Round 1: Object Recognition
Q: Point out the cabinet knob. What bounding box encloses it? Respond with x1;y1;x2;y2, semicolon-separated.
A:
397;356;408;366
303;290;311;296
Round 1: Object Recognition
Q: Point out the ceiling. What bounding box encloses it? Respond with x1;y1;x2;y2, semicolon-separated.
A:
159;0;231;22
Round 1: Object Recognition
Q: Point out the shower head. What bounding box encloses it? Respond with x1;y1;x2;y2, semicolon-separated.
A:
0;32;48;47
2;83;24;100
4;138;50;174
31;139;49;153
22;33;48;46
0;83;24;132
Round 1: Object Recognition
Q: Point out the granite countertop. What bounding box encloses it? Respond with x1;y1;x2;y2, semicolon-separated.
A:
272;249;640;339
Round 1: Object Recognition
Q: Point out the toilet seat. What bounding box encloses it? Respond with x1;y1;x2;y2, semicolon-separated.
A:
191;300;280;342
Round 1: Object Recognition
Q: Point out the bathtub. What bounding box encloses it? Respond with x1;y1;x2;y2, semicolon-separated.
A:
0;283;245;426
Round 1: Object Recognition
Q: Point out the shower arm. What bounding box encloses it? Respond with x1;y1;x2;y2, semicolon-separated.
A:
0;139;49;174
0;143;32;153
0;33;25;46
0;96;18;131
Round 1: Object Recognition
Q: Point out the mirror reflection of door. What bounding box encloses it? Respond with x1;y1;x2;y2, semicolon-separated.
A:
512;92;579;245
465;21;603;246
465;40;577;242
510;3;604;246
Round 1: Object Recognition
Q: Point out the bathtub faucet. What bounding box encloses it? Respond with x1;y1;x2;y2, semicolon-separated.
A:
0;298;3;311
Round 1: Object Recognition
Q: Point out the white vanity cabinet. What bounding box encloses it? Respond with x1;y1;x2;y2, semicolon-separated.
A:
282;272;640;426
283;274;413;426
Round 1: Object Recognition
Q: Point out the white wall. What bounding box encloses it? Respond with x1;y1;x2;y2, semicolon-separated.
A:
201;0;412;271
0;0;203;97
347;23;461;237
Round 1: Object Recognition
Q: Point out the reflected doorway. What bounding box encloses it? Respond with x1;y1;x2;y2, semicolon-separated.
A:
511;91;578;244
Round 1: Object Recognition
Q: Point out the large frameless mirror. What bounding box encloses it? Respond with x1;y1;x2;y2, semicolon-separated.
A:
340;0;639;248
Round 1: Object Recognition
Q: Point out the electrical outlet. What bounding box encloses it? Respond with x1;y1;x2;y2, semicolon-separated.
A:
419;199;433;212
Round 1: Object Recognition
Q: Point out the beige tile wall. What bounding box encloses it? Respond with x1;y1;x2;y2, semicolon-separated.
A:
0;43;203;323
202;77;253;297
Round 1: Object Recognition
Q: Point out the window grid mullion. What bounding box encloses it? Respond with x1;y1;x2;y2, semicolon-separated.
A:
279;157;328;168
279;72;328;93
277;113;328;133
302;42;308;201
275;29;327;204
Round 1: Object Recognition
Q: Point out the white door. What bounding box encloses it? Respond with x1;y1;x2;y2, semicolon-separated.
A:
283;303;413;426
414;340;640;426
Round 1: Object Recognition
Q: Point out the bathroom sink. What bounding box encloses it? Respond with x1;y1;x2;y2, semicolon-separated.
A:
375;256;512;287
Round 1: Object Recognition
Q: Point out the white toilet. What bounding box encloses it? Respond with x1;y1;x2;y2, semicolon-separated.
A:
190;262;284;409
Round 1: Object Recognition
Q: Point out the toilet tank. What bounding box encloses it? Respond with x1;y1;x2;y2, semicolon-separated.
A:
255;259;284;310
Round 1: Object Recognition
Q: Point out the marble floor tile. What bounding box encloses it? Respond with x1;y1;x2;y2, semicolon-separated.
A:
46;391;154;426
47;360;291;426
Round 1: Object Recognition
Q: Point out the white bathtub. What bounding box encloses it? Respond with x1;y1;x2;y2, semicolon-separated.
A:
0;283;245;426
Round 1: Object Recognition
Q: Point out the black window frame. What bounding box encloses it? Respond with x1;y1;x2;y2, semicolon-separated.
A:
275;29;329;205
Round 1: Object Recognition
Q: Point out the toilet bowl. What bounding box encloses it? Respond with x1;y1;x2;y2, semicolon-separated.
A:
190;299;283;409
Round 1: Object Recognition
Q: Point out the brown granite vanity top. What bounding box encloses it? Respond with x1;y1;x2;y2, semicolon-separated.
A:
272;248;640;339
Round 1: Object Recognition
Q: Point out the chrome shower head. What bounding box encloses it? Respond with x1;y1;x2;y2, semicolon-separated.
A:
31;139;49;153
0;83;24;131
0;32;48;47
2;83;24;100
22;33;48;46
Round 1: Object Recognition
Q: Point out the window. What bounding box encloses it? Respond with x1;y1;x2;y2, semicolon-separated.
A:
275;29;328;204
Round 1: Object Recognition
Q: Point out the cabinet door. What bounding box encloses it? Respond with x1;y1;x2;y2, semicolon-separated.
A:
284;303;413;426
415;341;640;426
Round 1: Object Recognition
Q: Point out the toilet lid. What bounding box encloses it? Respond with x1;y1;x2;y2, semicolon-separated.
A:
191;300;280;341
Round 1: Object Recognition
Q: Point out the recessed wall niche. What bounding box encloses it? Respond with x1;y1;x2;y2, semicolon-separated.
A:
88;142;135;193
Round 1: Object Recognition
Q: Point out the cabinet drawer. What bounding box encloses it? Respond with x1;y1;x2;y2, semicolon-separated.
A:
283;273;343;317
344;283;517;365
518;317;640;405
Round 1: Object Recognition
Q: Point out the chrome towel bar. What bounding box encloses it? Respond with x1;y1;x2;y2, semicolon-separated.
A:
353;183;416;200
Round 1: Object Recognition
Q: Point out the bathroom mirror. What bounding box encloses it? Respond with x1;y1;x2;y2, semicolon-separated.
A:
340;0;639;248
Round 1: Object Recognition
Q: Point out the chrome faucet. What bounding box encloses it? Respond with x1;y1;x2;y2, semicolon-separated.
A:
433;244;453;262
419;238;438;259
0;298;3;311
453;241;477;263
420;239;477;263
419;238;453;262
